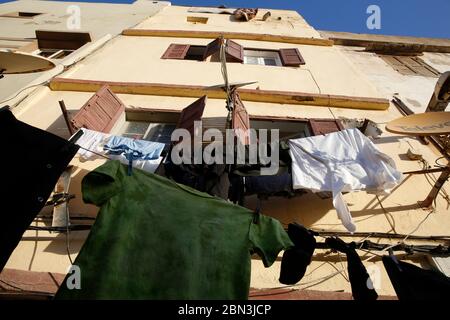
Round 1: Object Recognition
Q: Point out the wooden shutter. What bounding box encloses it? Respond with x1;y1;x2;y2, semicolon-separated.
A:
380;55;416;76
309;119;344;136
279;48;305;67
161;44;190;59
203;37;222;60
176;95;207;136
406;57;440;77
71;85;125;133
381;55;440;77
36;30;91;50
232;92;251;145
226;40;244;62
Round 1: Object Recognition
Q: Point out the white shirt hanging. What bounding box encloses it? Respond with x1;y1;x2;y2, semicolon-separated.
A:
289;128;403;233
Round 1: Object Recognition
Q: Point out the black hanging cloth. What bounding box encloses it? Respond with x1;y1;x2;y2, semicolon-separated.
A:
0;107;79;272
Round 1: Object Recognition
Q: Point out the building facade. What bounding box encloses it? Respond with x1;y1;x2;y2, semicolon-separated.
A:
0;0;169;102
1;2;450;299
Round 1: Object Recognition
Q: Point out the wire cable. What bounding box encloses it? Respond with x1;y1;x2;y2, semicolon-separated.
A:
65;202;74;265
0;80;49;106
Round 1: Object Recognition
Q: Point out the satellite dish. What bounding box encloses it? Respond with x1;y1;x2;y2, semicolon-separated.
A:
205;81;258;91
425;71;450;112
0;50;55;76
386;112;450;136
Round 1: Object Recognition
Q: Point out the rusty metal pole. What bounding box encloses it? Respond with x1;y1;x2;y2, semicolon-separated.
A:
419;166;450;208
59;100;74;136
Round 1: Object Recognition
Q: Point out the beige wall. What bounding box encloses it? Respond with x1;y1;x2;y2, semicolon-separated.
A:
336;46;450;112
135;5;322;39
0;0;170;40
57;35;383;99
0;0;169;103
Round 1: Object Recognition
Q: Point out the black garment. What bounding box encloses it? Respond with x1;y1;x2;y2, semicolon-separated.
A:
245;172;293;197
279;223;317;285
0;107;78;272
228;175;245;205
382;255;450;300
325;237;378;301
163;160;230;200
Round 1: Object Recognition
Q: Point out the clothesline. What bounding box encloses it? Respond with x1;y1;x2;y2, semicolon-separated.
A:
25;222;450;255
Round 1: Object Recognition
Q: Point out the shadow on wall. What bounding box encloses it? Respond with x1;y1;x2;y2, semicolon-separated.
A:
68;167;101;218
244;192;334;228
43;232;87;257
46;114;73;139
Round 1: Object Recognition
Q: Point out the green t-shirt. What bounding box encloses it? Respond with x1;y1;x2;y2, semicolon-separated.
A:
56;160;293;300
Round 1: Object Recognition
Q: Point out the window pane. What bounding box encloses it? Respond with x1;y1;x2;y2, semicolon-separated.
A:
263;58;277;66
119;121;149;140
144;123;176;145
185;45;206;61
244;56;259;65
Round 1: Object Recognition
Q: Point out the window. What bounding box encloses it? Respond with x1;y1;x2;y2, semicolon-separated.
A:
0;12;43;18
250;117;343;140
187;16;208;24
121;97;207;146
162;39;306;67
185;45;207;60
250;119;311;140
38;49;72;59
118;121;176;145
243;50;282;66
380;55;440;77
34;30;91;59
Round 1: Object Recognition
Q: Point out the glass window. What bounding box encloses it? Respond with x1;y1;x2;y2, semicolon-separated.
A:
118;121;176;146
250;119;311;140
243;50;282;66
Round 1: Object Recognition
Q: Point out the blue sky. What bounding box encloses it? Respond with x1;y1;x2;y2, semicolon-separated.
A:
1;0;449;39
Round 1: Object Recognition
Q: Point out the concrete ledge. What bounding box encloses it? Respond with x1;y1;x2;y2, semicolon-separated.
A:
49;78;389;111
122;29;334;47
320;30;450;53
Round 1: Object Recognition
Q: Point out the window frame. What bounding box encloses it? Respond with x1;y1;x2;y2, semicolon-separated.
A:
35;48;74;59
162;39;306;67
249;115;344;139
243;49;283;66
186;16;209;24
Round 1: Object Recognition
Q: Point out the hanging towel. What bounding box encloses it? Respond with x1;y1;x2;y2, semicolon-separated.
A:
289;128;403;233
104;135;165;161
